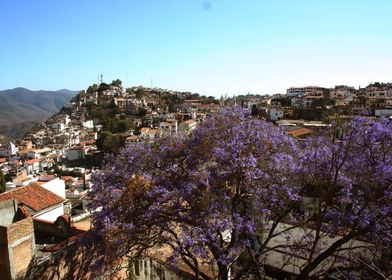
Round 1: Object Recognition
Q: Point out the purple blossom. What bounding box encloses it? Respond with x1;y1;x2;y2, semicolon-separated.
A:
89;110;392;279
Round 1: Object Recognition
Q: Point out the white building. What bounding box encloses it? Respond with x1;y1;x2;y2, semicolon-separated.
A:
24;159;41;174
82;120;94;129
179;119;197;134
27;147;52;159
0;183;65;222
268;107;284;121
159;120;178;135
0;142;18;157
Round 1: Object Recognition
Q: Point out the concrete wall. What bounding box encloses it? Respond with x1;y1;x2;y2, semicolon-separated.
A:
34;204;64;223
41;178;66;199
375;109;392;117
0;200;18;226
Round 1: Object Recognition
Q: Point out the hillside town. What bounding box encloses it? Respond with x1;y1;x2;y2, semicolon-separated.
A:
0;80;392;279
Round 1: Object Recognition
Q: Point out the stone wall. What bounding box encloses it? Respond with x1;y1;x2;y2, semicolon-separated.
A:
0;217;35;280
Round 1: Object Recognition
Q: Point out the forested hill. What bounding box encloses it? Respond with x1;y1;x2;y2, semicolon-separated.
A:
0;87;78;139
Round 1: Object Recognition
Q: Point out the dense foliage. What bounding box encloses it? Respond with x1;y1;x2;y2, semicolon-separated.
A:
90;108;392;279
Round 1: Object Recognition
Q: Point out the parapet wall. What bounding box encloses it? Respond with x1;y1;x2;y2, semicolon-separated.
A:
0;217;35;280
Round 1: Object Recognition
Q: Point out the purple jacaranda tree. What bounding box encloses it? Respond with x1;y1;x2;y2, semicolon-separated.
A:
89;110;392;279
89;107;300;279
292;117;392;279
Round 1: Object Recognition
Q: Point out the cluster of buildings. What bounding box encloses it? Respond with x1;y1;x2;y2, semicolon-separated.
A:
78;84;221;143
0;81;391;279
278;82;392;118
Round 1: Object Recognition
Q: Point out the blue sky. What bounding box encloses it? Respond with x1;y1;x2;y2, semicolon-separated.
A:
1;0;392;96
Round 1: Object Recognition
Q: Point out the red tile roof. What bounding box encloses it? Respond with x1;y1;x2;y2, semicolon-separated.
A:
0;183;64;212
81;139;96;145
25;159;40;165
288;127;314;138
0;158;6;163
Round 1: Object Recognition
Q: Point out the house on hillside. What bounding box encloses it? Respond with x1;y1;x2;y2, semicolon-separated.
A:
67;146;87;161
179;119;197;134
140;127;162;140
0;142;18;157
159;120;178;136
268;107;284;121
24;159;40;174
26;147;52;159
0;183;65;222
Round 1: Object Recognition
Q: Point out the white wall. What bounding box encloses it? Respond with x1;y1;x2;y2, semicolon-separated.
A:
34;204;64;222
82;120;94;129
41;178;66;199
269;109;284;121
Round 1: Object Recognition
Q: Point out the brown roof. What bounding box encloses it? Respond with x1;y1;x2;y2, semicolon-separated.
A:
60;176;74;182
38;174;57;181
140;127;150;133
80;139;96;145
0;183;64;212
288;127;314;138
25;159;40;165
183;119;197;125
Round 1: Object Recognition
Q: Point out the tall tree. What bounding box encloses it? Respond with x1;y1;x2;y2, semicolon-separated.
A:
110;79;122;88
96;131;122;154
90;108;299;279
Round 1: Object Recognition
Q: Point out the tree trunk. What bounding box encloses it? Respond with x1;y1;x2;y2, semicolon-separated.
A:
218;264;229;280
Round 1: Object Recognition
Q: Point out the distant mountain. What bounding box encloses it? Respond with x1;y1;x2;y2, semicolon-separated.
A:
0;87;78;138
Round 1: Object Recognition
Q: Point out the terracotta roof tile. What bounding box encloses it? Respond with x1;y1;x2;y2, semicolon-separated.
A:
288;127;314;138
81;139;96;145
25;159;40;165
0;183;64;212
